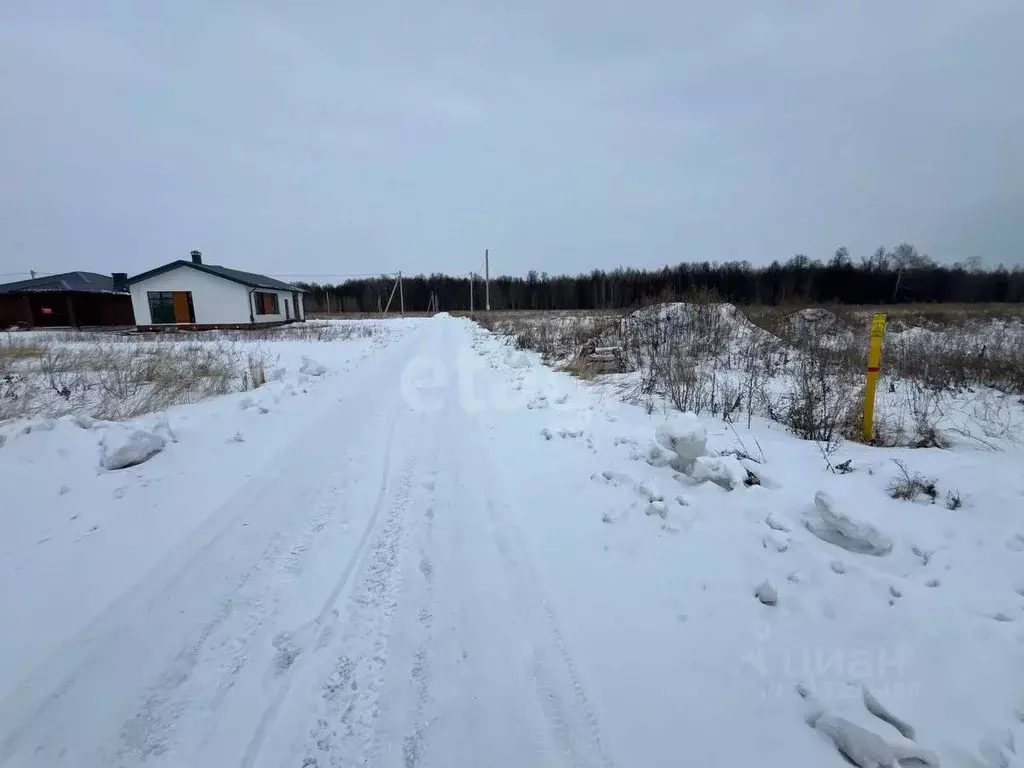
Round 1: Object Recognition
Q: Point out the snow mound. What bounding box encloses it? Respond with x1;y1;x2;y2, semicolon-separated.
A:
655;414;707;472
505;350;533;369
754;579;778;605
100;425;166;470
804;491;893;556
140;412;177;443
690;455;748;490
811;714;938;768
299;356;328;376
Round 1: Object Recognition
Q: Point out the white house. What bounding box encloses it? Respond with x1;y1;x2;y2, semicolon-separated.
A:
128;251;306;330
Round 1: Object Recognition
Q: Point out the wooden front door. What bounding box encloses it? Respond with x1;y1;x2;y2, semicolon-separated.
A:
172;291;192;323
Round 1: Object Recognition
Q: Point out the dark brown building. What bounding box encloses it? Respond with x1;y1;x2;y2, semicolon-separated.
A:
0;272;135;328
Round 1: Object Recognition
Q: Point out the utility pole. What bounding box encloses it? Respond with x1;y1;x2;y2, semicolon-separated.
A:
399;271;405;317
326;290;332;315
485;249;490;311
470;272;474;312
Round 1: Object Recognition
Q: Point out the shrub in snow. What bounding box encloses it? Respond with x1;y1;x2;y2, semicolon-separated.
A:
755;579;778;605
299;356;327;376
887;459;938;502
99;424;166;470
805;491;893;556
654;414;707;472
690;455;749;491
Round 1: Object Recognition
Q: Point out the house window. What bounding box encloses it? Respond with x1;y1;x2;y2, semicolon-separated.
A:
254;292;279;315
147;291;195;324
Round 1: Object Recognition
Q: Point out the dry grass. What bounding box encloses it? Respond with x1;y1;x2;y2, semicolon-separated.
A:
42;320;381;344
476;299;1024;447
1;338;277;423
887;459;939;502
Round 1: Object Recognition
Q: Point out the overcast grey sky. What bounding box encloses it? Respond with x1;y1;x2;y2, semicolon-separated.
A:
2;2;1022;280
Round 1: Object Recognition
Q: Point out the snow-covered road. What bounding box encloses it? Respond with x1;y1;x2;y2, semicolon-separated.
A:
3;315;1024;767
0;317;615;767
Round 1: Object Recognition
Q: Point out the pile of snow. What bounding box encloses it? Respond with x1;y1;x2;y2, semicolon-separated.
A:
299;356;327;376
804;490;893;556
650;413;751;491
505;349;534;369
654;414;706;472
99;424;166;470
810;714;939;768
690;455;749;490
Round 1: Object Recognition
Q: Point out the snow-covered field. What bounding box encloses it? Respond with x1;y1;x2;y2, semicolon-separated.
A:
1;313;1023;767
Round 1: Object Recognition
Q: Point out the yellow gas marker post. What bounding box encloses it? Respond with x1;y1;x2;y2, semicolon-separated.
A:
862;312;887;442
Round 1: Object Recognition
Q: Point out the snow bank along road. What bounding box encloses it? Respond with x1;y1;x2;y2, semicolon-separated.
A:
3;314;1024;767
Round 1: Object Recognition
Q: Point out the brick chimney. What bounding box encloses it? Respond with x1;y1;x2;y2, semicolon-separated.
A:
190;250;203;265
111;272;129;292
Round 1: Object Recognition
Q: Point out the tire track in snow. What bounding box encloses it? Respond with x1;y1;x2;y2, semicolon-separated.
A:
489;502;614;768
371;461;441;768
115;474;353;764
115;454;380;765
464;411;616;768
288;451;417;768
240;415;411;768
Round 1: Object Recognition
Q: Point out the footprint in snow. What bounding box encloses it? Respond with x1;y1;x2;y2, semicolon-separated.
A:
763;532;789;552
272;632;302;675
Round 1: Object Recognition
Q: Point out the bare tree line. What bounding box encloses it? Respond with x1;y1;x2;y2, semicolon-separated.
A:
297;244;1024;313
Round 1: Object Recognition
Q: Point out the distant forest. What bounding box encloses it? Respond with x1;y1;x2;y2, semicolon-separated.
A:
296;244;1024;313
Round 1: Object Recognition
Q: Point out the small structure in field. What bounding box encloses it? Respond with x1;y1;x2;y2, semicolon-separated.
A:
0;272;134;329
573;341;627;374
128;251;307;331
